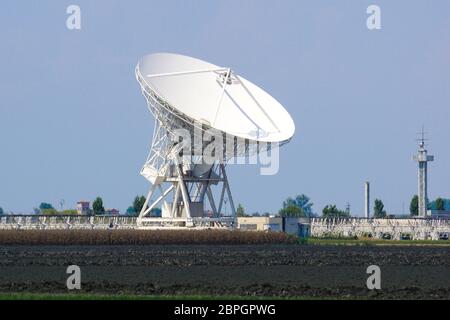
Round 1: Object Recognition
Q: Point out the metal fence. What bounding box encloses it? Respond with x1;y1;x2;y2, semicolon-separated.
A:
0;215;137;230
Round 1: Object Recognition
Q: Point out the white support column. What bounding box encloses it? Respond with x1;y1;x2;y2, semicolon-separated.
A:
206;186;218;216
141;185;174;216
173;160;192;219
138;184;156;223
171;184;181;218
220;164;236;217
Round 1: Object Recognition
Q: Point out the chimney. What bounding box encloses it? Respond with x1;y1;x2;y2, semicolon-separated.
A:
365;182;370;218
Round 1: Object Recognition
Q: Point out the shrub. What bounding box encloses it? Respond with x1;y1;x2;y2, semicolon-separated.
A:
0;230;299;245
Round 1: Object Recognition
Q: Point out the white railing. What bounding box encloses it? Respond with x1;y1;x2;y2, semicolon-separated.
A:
0;215;137;230
310;217;450;240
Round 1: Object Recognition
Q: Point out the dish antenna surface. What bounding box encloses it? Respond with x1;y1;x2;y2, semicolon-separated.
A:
135;53;295;227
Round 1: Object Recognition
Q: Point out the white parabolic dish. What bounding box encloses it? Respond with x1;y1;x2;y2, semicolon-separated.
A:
136;53;295;144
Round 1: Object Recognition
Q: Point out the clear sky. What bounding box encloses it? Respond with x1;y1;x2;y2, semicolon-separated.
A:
1;1;449;216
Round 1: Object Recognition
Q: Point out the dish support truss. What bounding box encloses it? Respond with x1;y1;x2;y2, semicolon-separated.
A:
136;68;237;227
137;119;236;228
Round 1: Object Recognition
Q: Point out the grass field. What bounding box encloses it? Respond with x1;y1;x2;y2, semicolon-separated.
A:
0;293;340;300
304;238;450;246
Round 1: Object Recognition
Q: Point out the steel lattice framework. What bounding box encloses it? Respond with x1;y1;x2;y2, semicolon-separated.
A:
136;66;239;227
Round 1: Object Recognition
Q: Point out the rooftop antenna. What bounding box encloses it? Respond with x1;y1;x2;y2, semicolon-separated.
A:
416;125;429;148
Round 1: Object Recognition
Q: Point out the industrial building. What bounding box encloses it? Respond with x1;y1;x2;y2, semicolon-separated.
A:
76;201;90;215
237;216;310;237
427;210;450;219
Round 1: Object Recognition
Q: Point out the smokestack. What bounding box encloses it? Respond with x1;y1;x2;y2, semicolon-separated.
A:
365;182;370;218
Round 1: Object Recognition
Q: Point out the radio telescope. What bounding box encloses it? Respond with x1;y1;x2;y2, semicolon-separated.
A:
135;53;295;227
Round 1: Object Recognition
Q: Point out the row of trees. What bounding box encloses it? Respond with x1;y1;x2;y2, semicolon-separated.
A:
409;195;448;215
237;195;316;218
34;198;105;215
322;205;350;218
239;194;448;219
83;196;161;216
126;196;146;216
277;195;388;218
4;193;447;218
125;196;161;217
35;202;78;215
237;195;389;219
34;196;153;216
2;195;162;217
321;199;387;218
86;196;153;216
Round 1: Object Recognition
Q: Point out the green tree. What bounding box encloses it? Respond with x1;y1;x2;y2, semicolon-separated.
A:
41;208;58;215
133;195;146;214
279;204;305;217
126;206;136;216
435;197;445;211
410;195;418;216
282;194;314;217
61;210;78;215
92;197;105;215
39;202;54;211
236;204;246;217
0;207;3;215
374;199;387;218
150;207;162;217
322;205;349;218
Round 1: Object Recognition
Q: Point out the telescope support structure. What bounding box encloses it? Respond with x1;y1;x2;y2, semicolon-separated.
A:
137;119;236;228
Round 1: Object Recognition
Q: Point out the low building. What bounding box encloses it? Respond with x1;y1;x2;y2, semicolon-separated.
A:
76;201;90;215
427;210;450;219
283;217;311;238
237;216;310;237
106;209;120;216
238;216;281;231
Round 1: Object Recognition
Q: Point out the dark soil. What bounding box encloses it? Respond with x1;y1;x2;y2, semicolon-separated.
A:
0;245;448;299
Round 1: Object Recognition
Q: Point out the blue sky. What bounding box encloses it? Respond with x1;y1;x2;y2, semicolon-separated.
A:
0;1;449;215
